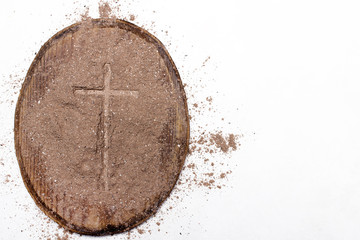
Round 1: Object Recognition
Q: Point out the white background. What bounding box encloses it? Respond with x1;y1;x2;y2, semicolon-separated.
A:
1;0;360;239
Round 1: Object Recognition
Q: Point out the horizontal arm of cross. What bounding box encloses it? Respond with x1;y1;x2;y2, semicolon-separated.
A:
74;89;139;98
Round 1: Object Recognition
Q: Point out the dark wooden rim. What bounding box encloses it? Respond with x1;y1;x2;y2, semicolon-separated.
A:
14;18;190;236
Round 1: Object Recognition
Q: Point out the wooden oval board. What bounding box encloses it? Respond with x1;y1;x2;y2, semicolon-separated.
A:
14;19;189;235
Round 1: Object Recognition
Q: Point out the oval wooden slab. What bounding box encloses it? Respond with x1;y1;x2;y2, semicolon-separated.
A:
14;19;189;235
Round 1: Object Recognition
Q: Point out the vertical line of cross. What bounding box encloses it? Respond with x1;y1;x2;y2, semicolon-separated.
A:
73;63;139;191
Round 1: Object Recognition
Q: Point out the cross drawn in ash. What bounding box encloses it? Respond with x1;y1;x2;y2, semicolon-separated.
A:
73;63;138;191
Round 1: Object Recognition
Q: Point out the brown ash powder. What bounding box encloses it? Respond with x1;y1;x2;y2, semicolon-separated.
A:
137;228;145;234
210;132;238;153
174;53;243;194
190;131;241;154
130;14;136;21
18;17;188;234
99;1;112;18
228;134;237;151
55;232;70;240
211;133;230;153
